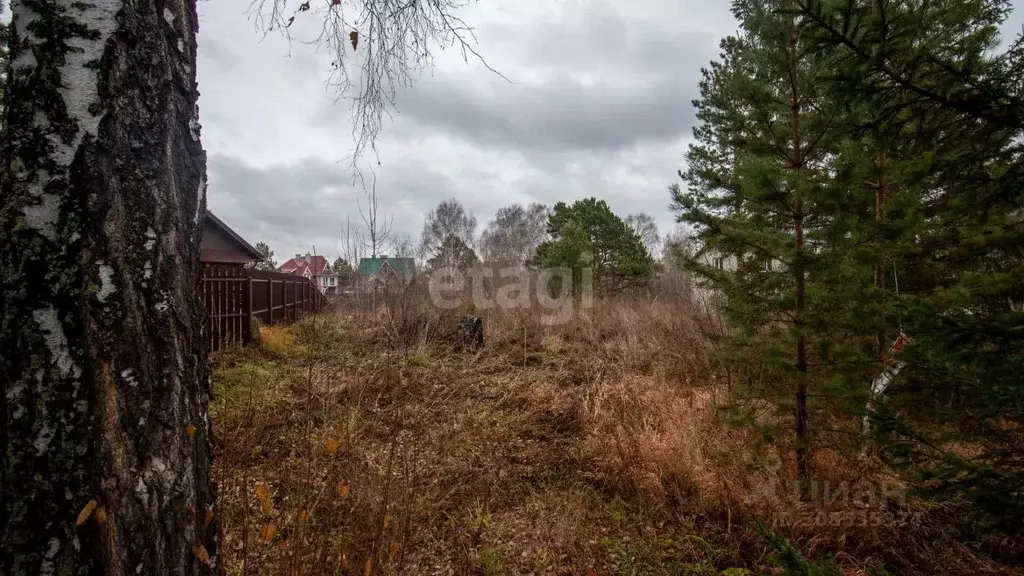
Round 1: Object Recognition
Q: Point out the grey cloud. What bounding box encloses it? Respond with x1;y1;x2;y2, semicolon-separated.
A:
205;151;494;258
393;72;696;152
305;0;729;154
478;3;726;78
197;36;245;71
206;154;356;258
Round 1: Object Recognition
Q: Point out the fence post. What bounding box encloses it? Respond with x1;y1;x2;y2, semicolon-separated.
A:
244;273;253;344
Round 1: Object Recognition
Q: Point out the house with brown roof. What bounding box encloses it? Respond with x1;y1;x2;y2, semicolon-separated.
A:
279;254;339;295
201;212;263;266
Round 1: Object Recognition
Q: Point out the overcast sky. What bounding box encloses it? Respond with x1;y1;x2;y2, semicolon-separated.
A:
196;0;742;263
198;0;1024;265
4;2;1021;264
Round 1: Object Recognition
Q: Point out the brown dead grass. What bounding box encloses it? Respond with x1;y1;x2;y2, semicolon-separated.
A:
210;295;1020;576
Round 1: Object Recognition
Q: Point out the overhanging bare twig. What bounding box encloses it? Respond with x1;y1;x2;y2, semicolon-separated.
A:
247;0;508;171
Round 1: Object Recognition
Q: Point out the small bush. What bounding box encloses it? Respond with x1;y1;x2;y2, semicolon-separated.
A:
250;316;264;346
259;324;304;357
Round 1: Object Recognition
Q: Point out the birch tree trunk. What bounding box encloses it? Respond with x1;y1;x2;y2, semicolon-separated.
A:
0;0;218;574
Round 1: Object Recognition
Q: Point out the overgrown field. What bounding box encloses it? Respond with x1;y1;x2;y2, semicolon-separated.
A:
210;299;1017;575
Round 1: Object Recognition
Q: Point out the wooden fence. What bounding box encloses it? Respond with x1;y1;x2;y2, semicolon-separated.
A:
202;263;324;350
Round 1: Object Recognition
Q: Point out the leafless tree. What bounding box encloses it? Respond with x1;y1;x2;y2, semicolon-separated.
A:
248;0;507;167
421;198;476;256
392;233;416;259
626;213;661;257
420;198;476;281
339;215;365;290
357;172;393;257
658;226;695;298
479;202;548;265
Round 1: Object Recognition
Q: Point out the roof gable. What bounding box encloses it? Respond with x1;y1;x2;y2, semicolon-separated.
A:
201;212;263;263
358;257;416;277
279;255;337;277
306;255;330;274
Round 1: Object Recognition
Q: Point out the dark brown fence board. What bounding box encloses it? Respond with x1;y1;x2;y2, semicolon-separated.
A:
201;264;323;351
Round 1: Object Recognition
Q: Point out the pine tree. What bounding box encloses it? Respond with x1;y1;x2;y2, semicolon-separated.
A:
673;0;880;482
427;234;479;275
537;198;654;296
251;241;278;271
332;257;355;289
791;0;1024;533
687;0;1024;530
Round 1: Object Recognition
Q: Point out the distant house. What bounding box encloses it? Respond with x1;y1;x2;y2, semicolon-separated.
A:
279;254;338;295
693;246;739;273
357;256;417;292
201;212;263;267
690;243;783;308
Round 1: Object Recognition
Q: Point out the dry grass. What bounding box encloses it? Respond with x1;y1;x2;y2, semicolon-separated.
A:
210;293;1020;576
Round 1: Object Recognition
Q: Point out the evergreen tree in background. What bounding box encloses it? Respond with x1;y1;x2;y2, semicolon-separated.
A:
251;241;278;271
332;257;355;289
427;234;479;278
538;198;654;296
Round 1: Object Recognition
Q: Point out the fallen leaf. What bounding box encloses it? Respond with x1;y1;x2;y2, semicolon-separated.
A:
76;500;99;527
255;483;272;514
204;509;215;527
325;438;340;455
195;545;211;566
260;523;277;542
363;557;373;576
94;506;108;525
350;30;359;50
338;481;350;498
186;424;196;438
382;515;391;530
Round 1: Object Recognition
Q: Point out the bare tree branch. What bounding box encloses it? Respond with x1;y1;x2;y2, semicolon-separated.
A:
356;170;393;257
248;0;508;170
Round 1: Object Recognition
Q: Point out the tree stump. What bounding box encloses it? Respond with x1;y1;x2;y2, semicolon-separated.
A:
456;315;484;350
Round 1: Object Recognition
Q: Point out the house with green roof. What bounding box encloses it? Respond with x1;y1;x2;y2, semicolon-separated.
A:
357;256;417;290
